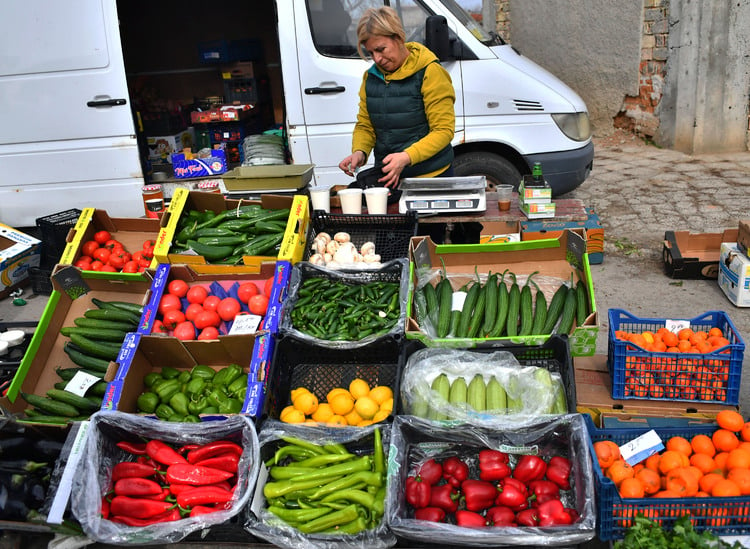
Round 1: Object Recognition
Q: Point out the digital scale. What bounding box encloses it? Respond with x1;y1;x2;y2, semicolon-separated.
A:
398;176;487;214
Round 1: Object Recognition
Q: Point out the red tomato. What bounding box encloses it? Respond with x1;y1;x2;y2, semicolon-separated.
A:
186;285;209;305
158;293;182;316
74;258;92;270
89;260;104;271
122;260;139;273
139;257;152;268
264;277;275;297
93;248;111;264
100;264;117;272
194;310;221;330
237;282;259;303
162;309;186;330
197;327;220;340
184;303;204;322
248;294;270;316
151;319;168;334
81;240;100;258
104;239;124;251
142;239;156;250
168;279;189;298
217;297;241;322
173;321;196;341
202;295;221;312
131;250;144;262
94;230;112;245
108;251;128;270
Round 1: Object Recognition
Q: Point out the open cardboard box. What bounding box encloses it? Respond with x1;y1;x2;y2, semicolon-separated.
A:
0;268;157;425
574;354;735;427
0;222;41;299
662;228;738;279
406;230;598;356
154;188;309;274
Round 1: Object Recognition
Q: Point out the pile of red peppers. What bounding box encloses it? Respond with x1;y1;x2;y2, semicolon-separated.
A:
405;449;578;528
101;438;244;526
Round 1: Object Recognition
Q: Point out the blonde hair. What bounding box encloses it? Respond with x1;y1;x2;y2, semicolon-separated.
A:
356;6;406;59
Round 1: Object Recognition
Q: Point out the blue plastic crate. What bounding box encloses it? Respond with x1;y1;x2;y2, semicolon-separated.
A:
608;308;744;405
584;414;750;540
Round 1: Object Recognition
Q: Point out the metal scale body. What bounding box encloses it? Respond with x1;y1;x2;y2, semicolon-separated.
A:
398;176;487;214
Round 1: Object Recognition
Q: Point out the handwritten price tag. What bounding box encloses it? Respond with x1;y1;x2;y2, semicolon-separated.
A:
229;314;261;335
619;430;664;467
665;319;691;334
65;371;102;397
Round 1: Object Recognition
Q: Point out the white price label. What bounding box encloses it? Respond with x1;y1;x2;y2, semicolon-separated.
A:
619;430;664;467
65;371;102;397
229;313;261;334
452;291;467;312
665;319;691;333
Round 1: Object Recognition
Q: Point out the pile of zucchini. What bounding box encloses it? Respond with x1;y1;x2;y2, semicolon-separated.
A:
417;267;588;339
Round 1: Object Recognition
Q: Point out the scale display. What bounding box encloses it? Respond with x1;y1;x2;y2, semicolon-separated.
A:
399;176;487;214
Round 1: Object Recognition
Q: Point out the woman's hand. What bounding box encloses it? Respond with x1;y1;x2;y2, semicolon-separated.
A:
379;152;411;188
339;151;366;177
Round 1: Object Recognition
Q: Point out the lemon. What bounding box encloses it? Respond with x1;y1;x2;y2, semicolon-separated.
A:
369;385;393;405
326;387;350;403
280;405;305;424
329;391;355;416
354;396;379;420
379;397;394;415
344;408;363;426
291;387;310;402
359;419;374;427
311;402;334;423
372;409;391;423
327;414;348;426
349;378;371;400
293;391;319;416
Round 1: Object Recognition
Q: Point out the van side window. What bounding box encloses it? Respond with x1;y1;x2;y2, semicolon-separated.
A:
308;0;358;57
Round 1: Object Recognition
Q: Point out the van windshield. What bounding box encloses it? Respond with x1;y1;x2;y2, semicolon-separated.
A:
436;0;504;45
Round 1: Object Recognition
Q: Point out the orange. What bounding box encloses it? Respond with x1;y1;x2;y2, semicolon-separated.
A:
691;434;716;457
666;436;693;457
738;441;750;454
690;452;718;475
368;385;394;405
715;451;731;473
618;477;645;498
593;440;621;470
662;331;679;348
708;327;724;338
645;453;661;472
635;467;661;495
725;448;750;470
329;391;355;416
717;410;745;432
677;340;692;353
727;468;750;495
279;405;306;424
699;472;725;494
740;422;750;442
711;478;741;497
665;467;699;497
658;450;687;475
348;378;371;400
327;414;348;426
292;391;319;415
606;459;635;487
311;402;334;423
713;428;740;453
678;328;695;341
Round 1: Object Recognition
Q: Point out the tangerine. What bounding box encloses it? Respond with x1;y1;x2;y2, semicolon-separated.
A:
593;440;621;470
645;453;661;472
717;410;745;432
691;434;716;457
606;459;635;487
711;478;741;497
665;467;699;497
727;468;750;495
618;477;645;498
713;429;740;453
635;467;661;495
699;472;725;494
715;451;730;473
689;452;718;475
658;450;686;475
725;448;750;470
678;328;695;341
662;331;679;348
666;436;693;457
708;327;724;338
741;422;750;442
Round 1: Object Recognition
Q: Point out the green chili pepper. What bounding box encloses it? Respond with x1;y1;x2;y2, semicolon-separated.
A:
288;453;359;469
169;392;189;416
267;505;331;524
136;392;159;413
306;470;382;501
266;444;317;466
160;366;180;379
373;427;385;476
297;504;361;534
263;475;343;500
321;515;368;535
279;437;327;456
372;485;386;518
322;443;350;455
321;488;375;509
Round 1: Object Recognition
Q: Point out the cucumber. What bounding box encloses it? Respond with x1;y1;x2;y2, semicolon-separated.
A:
60;326;128;342
467;280;488;338
73;316;136;332
456;281;480;338
542;283;569;334
21;392;80;417
482;272;498;336
436;279;453;338
556;286;578;335
576;279;588;326
422;282;439;329
67;334;121;361
488;270;509;337
46;388;99;412
54;381;106;397
83;308;140;325
505;274;521;337
56;367;104;380
531;287;548;335
90;297;144;316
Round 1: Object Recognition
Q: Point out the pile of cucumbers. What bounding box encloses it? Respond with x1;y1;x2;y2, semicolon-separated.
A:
20;297;143;424
170;205;291;264
417;267;588;339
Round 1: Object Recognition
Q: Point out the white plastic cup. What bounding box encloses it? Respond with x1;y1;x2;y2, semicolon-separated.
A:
309;187;331;213
364;187;390;214
337;188;363;214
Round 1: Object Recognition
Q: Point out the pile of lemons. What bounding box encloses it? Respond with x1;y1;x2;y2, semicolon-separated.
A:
280;378;394;426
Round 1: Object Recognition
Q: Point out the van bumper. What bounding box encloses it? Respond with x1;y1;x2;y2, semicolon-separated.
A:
523;141;594;196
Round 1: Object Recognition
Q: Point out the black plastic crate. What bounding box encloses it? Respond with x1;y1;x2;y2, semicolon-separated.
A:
29;266;53;295
35;209;81;269
306;211;418;262
224;77;258;105
262;333;403;425
0;322;36;393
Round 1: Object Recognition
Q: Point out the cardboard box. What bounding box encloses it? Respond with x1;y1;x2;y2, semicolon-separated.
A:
478;220;521;244
519;200;556;219
154;189;308;274
146;128;196;163
719;242;750;307
221;61;255;79
518;177;552;203
222;164;315;192
522;209;603;264
574;354;735;427
0;223;41;299
407;230;598;356
58;208;161;270
171;148;227;179
662;228;738;279
738;219;750;256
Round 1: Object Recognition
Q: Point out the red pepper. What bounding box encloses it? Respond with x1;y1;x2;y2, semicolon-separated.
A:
178;444;201;455
527;479;560;506
429;484;460;513
565;507;580;523
186;440;243;464
405;476;431;509
111;461;157;482
113;477;164;497
101;497;110;519
116;441;147;455
143;487;171;501
169;483;196;496
194;452;239;474
516;508;539;527
495;479;528;511
110;496;175;519
166;463;234;486
176;485;234;509
461;479;498;512
536;498;574;526
455;510;487;528
486;505;516;526
546;456;572;490
145;440;188;466
501;477;528;496
416;458;443;485
478;449;511;481
190;505;220;517
513;455;547;483
442;456;469;488
414;506;446;522
136;456;158;468
110;508;181;526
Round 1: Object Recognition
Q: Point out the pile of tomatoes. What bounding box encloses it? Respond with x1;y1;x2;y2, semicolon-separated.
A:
152;277;274;340
74;230;155;273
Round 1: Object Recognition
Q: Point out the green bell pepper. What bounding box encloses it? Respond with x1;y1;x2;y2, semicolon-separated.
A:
143;373;162;388
190;365;216;381
183;415;201;423
186;377;206;396
136;392;159;413
155;403;175;420
227;375;248;399
155;379;181;403
169;392;189;416
218;397;243;414
213;364;243;386
160;366;180;380
177;370;191;384
187;396;208;416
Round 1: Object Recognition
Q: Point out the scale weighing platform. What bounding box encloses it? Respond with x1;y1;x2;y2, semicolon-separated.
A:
398;176;486;214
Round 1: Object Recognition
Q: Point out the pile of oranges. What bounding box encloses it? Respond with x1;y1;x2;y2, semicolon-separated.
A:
279;378;394;427
614;327;733;402
594;410;750;526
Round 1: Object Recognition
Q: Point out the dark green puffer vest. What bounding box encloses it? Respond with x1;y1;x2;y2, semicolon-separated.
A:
365;64;453;178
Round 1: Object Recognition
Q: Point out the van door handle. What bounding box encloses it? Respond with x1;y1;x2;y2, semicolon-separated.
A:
87;98;127;107
304;86;345;95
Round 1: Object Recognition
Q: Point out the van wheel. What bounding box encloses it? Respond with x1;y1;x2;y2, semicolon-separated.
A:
453;152;522;192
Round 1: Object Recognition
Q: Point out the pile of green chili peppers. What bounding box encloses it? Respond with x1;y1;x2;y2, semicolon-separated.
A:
135;364;247;421
262;428;386;535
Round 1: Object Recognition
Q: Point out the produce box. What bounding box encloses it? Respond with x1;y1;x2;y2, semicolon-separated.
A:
171;148;227;178
0;222;40;300
584;413;750;540
154;188;309;274
407;230;598;356
222;164;314;192
574;354;737;427
386;414;595;546
608;308;745;405
521;208;603;264
146;128;195;163
262;333;402;426
71;412;260;545
719;242;750;307
401;335;575;420
662;228;738;279
518;177;552;203
478;220;521;244
0;267;156;424
59;208;161;271
738;219;750;256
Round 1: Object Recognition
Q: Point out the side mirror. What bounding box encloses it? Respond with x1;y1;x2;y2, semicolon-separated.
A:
425;15;452;61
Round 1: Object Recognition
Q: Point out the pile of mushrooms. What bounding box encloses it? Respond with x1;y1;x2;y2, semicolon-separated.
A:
309;232;382;269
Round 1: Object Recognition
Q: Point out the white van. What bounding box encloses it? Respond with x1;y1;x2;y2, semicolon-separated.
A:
0;0;592;228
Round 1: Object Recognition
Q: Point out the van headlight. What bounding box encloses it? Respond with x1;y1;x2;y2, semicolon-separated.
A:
551;112;591;142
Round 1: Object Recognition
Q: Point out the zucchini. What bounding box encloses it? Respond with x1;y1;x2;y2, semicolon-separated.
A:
488;270;509;337
542;283;569;334
482;272;498;336
21;392;79;417
73;316;136;332
505;273;521;337
83;308;140;325
556;285;578;335
90;298;144;316
63;344;111;373
518;271;537;337
46;388;99;412
576;279;588;326
67;334;121;361
531;284;548;335
60;326;128;342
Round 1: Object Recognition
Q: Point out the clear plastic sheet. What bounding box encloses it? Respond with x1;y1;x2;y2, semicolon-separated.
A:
71;412;260;545
244;420;396;549
385;414;596;547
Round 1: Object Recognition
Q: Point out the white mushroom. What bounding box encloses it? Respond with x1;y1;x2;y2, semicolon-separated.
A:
333;232;351;244
323;252;333;264
333;243;356;264
313;237;327;255
316;232;332;245
309;253;326;266
360;241;376;256
362;254;382;264
326;239;340;255
351;250;364;262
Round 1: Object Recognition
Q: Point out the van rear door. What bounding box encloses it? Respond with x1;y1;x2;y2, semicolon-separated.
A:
0;0;143;227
